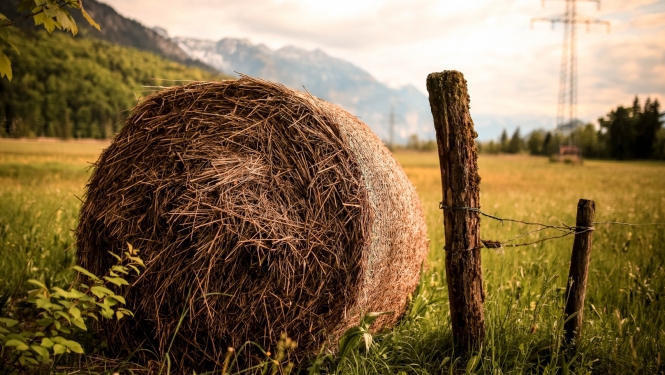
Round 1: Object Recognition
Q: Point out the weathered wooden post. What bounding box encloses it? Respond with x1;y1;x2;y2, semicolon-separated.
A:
563;199;596;346
426;71;485;354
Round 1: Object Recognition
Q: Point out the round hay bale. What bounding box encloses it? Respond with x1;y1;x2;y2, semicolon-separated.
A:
76;76;428;370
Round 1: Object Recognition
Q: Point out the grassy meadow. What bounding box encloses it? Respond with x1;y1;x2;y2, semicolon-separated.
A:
1;139;664;374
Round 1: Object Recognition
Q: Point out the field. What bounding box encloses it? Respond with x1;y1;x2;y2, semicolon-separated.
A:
1;139;664;374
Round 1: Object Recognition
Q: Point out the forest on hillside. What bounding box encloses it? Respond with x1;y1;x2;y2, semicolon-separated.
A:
0;30;223;139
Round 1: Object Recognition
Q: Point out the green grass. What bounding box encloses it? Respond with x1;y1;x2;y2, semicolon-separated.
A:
343;153;665;374
0;139;106;297
1;141;664;374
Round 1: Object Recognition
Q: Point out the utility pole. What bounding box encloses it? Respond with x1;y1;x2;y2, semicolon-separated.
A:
532;0;609;132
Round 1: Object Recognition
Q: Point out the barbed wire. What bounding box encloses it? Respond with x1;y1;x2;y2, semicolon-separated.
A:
592;221;665;226
438;203;571;230
439;203;664;251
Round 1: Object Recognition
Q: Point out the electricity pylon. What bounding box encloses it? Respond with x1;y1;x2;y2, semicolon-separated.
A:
532;0;609;132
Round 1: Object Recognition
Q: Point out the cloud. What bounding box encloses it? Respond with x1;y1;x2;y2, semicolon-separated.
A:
240;1;500;50
104;0;505;49
630;12;665;29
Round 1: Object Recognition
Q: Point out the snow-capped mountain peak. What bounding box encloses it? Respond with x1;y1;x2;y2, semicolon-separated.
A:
172;36;434;142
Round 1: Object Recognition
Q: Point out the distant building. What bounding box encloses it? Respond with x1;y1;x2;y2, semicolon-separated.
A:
555;145;583;164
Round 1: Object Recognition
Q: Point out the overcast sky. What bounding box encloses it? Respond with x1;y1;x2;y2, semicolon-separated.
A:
104;0;664;139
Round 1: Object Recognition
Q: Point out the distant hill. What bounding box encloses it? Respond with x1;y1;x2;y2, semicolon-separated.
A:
0;30;223;139
174;37;436;142
0;0;214;72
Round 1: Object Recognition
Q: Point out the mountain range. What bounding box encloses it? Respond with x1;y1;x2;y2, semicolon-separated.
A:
1;0;435;142
173;36;435;142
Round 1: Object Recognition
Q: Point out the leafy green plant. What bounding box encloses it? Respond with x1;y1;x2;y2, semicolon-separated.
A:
307;311;392;374
1;0;100;80
0;243;143;373
337;312;392;360
408;265;445;321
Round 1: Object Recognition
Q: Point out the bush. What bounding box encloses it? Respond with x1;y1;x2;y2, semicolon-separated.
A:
0;244;143;373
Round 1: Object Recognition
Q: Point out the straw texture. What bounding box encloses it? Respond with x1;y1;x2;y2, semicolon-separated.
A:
76;76;428;371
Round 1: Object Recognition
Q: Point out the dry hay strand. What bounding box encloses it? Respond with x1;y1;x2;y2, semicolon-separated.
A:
76;75;428;372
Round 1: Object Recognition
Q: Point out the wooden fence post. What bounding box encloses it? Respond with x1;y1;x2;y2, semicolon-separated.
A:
426;71;485;354
564;199;596;346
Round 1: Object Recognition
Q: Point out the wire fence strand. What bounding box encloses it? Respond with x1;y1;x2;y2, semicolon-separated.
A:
439;203;664;251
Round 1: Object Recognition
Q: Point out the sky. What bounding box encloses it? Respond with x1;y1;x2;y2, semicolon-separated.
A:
104;0;665;139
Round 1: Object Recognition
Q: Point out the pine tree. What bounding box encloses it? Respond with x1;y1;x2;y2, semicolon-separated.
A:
508;127;522;154
600;106;633;159
640;98;663;158
633;96;650;159
542;132;553;156
500;129;508;153
631;96;641;118
600;96;664;160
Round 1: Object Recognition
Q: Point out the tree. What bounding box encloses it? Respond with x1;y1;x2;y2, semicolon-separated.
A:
487;140;499;154
499;128;508;153
598;96;662;160
542;132;552;156
406;133;420;150
1;31;218;138
507;127;522;154
634;97;662;159
574;123;602;158
527;130;545;155
542;131;564;156
599;106;633;159
420;139;437;151
0;0;99;80
475;139;483;154
631;96;641;119
653;128;665;159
